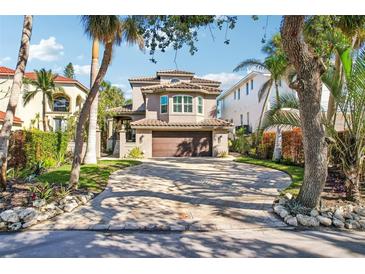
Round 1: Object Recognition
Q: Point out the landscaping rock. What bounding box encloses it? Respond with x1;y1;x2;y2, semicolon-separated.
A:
278;198;286;205
37;213;50;222
359;220;365;229
316;215;332;226
63;201;78;212
279;208;289;218
310;209;319;217
333;218;345;228
297;214;319;227
0;222;7;230
273;205;286;215
343;211;353;219
284;193;293;200
76;195;88;205
22;219;38;229
8;222;22;231
285;216;298;227
18;208;38;222
13;207;25;214
33;199;46;208
334;208;345;222
354;206;365;217
0;209;19;223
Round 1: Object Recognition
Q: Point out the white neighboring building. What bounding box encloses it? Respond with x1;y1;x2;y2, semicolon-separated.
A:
217;71;331;132
0;66;88;131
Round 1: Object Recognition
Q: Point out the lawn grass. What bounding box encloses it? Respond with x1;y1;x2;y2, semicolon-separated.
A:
235;156;304;196
38;159;141;193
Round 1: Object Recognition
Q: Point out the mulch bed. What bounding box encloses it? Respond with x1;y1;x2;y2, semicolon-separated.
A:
0;180;32;210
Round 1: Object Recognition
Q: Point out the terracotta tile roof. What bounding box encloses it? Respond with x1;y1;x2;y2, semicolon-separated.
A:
191;77;220;85
128;76;159;82
131;118;233;128
157;69;194;75
0;66;88;92
0;111;22;125
141;82;221;94
107;104;145;114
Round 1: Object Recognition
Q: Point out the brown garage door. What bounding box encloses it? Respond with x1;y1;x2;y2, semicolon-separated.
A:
152;131;212;157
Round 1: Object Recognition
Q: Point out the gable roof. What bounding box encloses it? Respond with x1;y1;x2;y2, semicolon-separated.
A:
0;111;22;125
140;81;221;95
217;71;271;100
0;66;88;93
156;69;195;76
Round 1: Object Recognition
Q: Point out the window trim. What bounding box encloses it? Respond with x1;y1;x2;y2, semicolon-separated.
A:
197;96;204;114
160;95;168;114
53;94;70;112
172;95;193;113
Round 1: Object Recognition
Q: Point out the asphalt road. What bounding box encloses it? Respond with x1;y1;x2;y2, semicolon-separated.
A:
0;228;365;258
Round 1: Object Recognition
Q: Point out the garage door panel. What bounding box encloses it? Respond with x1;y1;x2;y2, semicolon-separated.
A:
152;131;212;157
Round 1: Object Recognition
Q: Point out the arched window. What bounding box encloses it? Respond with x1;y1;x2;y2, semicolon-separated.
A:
53;95;70;112
170;78;180;83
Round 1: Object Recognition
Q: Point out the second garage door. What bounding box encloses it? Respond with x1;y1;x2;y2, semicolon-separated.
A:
152;131;212;157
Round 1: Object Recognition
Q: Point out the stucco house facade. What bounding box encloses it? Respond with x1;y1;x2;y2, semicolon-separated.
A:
0;66;88;131
217;71;334;132
107;70;232;158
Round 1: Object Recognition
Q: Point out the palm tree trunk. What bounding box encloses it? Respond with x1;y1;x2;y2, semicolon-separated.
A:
344;164;362;202
69;42;113;188
42;92;48;132
84;39;100;164
255;84;271;153
281;16;328;208
272;82;282;161
0;15;32;191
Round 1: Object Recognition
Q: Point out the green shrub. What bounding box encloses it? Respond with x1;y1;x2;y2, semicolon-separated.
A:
8;129;70;170
29;181;54;201
127;147;144;159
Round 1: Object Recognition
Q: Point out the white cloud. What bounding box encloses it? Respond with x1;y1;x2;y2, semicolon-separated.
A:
29;37;64;62
74;64;91;75
0;56;11;65
200;72;243;91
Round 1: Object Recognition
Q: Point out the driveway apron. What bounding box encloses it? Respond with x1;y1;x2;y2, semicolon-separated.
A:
30;158;292;231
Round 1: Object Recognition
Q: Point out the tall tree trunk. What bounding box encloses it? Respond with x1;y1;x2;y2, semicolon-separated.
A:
69;42;113;188
84;39;100;164
0;15;32;191
326;54;342;124
281;16;328;208
255;82;272;153
42;92;48;132
272;82;282;161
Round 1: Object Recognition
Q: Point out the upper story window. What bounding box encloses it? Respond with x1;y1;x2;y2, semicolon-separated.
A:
197;96;203;114
251;79;254;90
173;95;193;113
237;88;241;100
160;95;168;113
53;95;70;112
170;78;180;83
234;90;236;100
246;83;249;95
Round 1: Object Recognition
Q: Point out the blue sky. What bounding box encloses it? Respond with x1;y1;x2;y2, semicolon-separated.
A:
0;16;281;98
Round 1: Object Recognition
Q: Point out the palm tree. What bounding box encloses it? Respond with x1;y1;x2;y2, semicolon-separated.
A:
233;52;288;161
23;69;64;132
0;15;33;190
83;38;100;164
69;16;144;188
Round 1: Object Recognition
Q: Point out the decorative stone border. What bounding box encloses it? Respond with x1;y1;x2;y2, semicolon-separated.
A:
0;192;94;231
273;193;365;230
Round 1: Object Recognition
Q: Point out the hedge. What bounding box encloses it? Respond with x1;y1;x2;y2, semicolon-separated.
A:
8;129;70;169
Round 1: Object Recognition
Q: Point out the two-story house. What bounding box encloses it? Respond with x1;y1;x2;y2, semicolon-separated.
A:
107;69;233;158
217;71;332;132
0;66;88;131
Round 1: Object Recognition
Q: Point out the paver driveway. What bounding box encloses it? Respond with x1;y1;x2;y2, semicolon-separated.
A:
31;157;292;230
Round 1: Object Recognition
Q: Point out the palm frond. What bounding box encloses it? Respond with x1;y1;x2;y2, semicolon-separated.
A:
258;79;272;102
233;59;267;72
121;17;145;51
